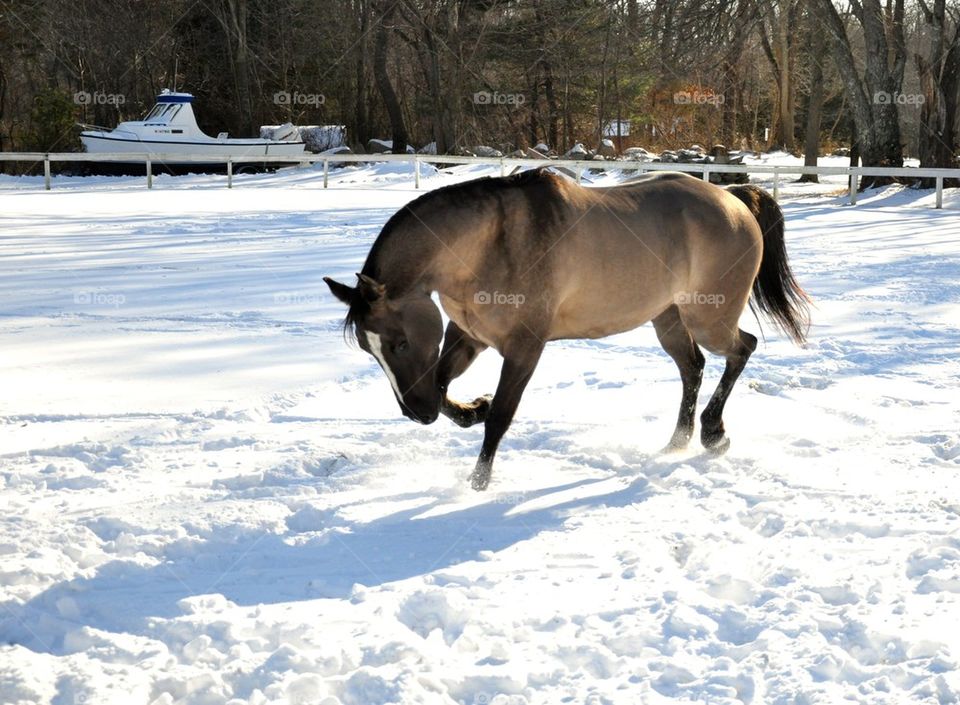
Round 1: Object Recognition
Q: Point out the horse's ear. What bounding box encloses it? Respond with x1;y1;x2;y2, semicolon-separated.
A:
324;276;356;305
356;273;386;302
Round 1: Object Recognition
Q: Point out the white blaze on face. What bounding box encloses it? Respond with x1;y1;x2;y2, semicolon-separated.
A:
364;331;403;401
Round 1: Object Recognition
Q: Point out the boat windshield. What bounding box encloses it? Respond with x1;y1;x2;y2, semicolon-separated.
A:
143;104;164;121
143;104;181;123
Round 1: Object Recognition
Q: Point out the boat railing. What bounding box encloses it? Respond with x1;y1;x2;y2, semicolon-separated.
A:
76;124;141;140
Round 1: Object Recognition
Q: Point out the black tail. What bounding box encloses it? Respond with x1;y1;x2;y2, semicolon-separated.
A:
727;184;811;345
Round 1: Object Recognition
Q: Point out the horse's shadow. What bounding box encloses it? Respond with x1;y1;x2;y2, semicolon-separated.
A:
1;473;654;655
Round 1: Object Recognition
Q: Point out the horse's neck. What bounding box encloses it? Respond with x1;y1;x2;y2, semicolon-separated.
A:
370;202;485;297
368;224;445;296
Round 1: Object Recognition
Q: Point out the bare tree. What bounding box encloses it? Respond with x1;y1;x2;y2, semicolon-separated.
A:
811;0;907;188
915;0;960;179
756;0;801;150
373;0;409;153
799;9;828;182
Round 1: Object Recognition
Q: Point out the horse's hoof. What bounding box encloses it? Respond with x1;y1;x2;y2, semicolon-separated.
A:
472;394;493;409
469;468;491;491
704;436;731;456
662;433;692;453
450;395;492;428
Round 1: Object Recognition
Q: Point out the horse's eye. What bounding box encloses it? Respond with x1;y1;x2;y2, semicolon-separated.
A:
395;340;409;354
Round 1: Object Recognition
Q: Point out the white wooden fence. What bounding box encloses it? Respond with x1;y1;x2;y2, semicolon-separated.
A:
1;151;957;208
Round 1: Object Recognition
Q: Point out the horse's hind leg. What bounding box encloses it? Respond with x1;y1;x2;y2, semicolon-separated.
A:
652;306;705;451
698;328;758;454
437;321;490;428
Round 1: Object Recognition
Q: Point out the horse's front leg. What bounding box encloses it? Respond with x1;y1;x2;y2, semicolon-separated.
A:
470;338;545;491
437;321;490;428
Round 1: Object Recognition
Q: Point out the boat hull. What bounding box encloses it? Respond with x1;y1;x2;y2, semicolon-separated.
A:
77;133;308;175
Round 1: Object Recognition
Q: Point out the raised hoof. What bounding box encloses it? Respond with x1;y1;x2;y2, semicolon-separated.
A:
449;395;492;429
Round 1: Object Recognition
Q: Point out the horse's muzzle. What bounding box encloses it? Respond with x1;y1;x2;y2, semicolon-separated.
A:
399;398;440;425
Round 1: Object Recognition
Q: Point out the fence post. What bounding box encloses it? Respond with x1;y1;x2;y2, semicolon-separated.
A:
849;171;857;205
702;168;710;182
414;155;421;189
576;164;582;184
44;156;51;191
936;175;943;209
146;158;153;189
227;160;233;189
772;168;780;201
323;158;329;188
500;157;506;178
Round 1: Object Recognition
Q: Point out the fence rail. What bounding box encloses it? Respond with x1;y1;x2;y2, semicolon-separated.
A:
1;151;957;208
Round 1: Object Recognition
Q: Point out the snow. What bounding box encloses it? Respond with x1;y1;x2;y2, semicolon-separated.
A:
1;160;959;705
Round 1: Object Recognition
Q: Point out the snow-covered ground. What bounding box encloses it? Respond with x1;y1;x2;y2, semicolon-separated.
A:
1;160;958;705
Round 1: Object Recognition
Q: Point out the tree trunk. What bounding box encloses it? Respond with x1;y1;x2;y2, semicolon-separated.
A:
799;28;825;183
533;0;559;150
811;0;905;189
775;5;794;150
373;1;408;154
719;58;738;146
217;0;254;135
915;0;960;186
353;0;372;148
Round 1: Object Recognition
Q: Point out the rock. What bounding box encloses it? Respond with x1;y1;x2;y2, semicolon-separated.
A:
658;150;679;163
366;139;415;154
534;142;550;154
710;144;729;163
563;142;589;160
623;147;653;162
473;145;503;158
367;138;392;154
260;124;347;153
598;138;617;158
298;125;347;152
677;148;708;163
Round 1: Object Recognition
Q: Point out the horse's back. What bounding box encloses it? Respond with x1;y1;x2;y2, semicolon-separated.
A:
523;169;763;340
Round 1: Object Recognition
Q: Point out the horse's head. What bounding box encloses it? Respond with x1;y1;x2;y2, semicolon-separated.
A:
325;273;444;424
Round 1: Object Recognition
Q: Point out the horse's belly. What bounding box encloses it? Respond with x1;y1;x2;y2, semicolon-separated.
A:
550;299;668;340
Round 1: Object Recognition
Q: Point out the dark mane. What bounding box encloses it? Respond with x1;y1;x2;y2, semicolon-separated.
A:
341;167;556;341
361;167;551;280
341;296;369;344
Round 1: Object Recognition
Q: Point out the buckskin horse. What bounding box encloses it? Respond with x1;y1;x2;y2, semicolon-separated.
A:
324;169;809;490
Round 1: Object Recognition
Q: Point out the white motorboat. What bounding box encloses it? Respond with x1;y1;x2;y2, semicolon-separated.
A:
79;90;306;171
